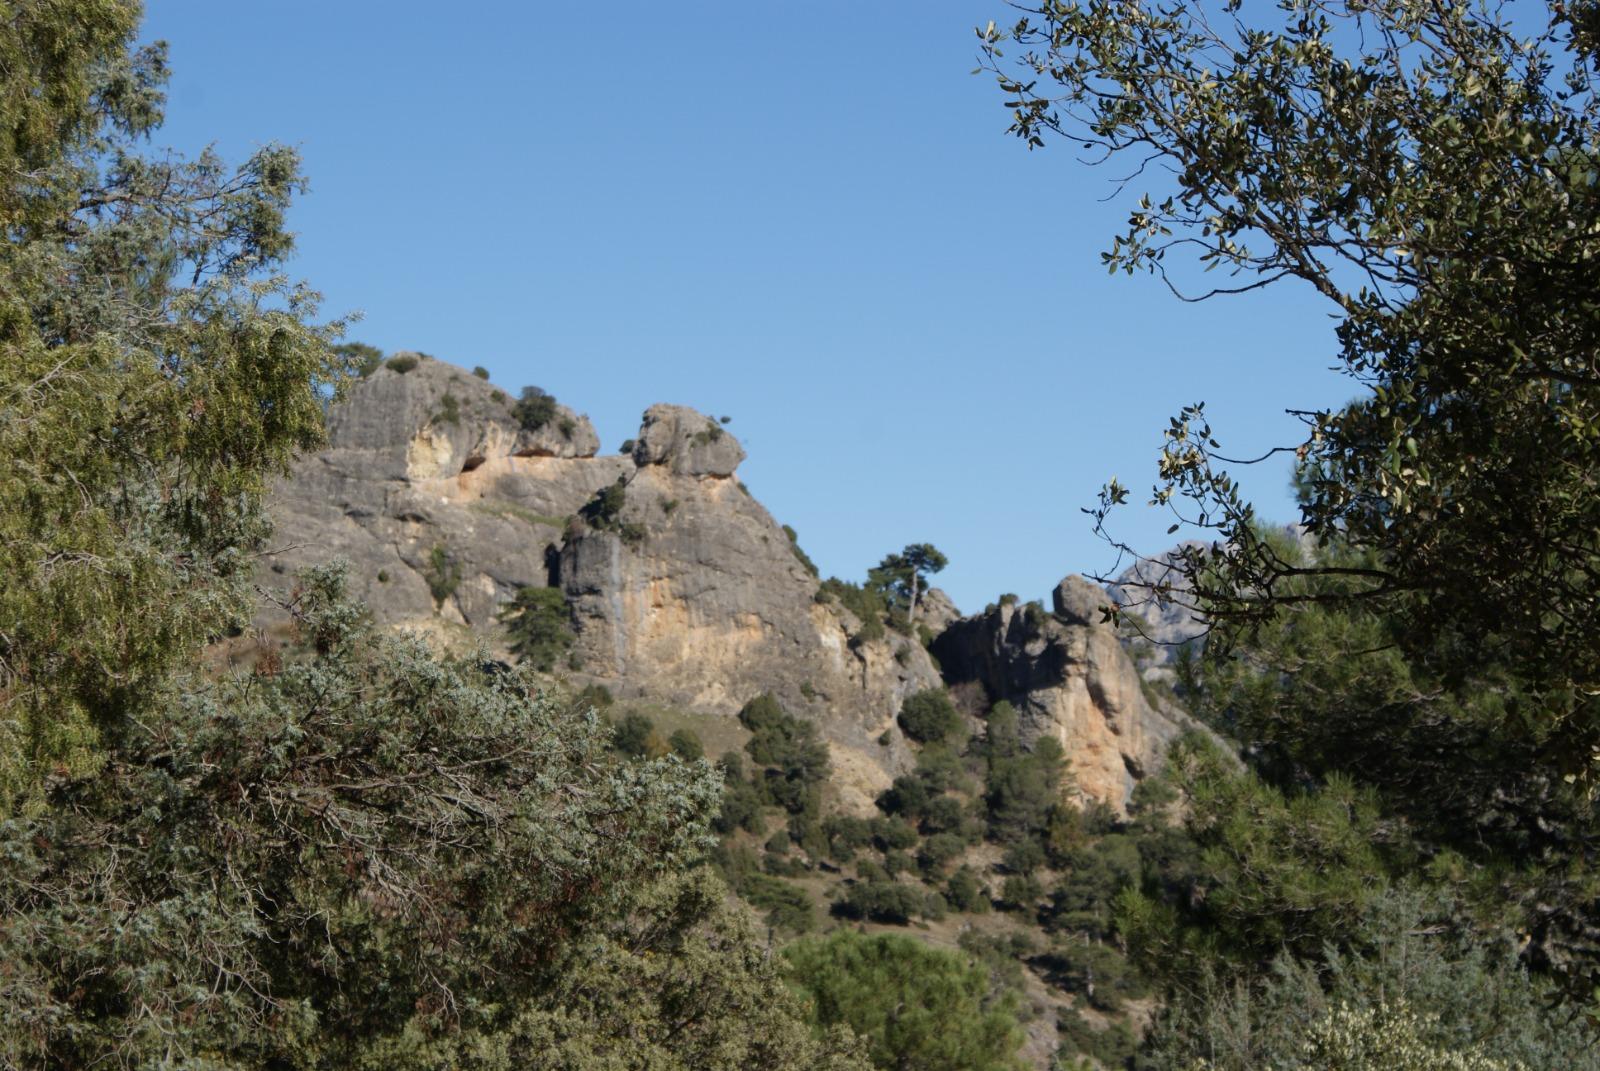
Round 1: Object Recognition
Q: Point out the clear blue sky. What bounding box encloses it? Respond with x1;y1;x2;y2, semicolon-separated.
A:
142;1;1349;612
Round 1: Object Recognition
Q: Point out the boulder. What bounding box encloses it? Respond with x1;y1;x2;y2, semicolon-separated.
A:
632;404;745;477
916;587;962;637
1052;574;1116;627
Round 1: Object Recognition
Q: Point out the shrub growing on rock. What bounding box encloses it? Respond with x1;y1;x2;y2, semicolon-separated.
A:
897;688;962;744
513;385;558;431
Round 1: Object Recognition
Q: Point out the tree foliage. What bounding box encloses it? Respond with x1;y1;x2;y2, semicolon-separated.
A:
498;584;574;671
982;0;1600;1001
868;543;948;624
0;0;344;810
897;687;963;744
785;931;1028;1071
0;565;797;1067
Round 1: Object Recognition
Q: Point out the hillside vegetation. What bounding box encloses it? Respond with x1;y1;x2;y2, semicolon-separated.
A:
4;1;1600;1068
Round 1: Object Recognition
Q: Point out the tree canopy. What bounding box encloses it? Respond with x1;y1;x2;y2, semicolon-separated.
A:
982;0;1600;1003
784;931;1027;1071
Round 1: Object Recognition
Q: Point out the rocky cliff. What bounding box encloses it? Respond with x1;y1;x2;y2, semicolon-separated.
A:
932;576;1193;810
261;356;941;811
261;355;1190;814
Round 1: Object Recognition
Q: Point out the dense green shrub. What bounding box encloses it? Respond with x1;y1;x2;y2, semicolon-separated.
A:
918;832;965;875
985;736;1067;843
738;694;830;815
0;566;821;1068
834;880;926;924
897;688;963;744
734;873;815;935
578;477;645;545
789;811;831;859
668;727;704;761
999;874;1043;912
612;711;662;758
947;866;992;914
824;816;874;861
785;931;1027;1071
386;354;419;374
922;795;966;834
714;776;766;836
513;385;558;431
471;365;490;379
1141;887;1600;1070
870;816;919;853
876;773;930;818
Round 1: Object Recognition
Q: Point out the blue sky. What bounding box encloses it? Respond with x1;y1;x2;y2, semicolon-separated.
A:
142;1;1350;612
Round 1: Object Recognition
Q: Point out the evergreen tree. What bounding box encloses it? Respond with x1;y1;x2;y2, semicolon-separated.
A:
497;584;574;671
868;543;948;625
785;931;1027;1071
0;0;344;810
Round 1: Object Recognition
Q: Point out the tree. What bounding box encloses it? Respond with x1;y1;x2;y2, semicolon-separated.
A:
784;931;1028;1071
337;341;385;377
0;565;766;1066
1141;886;1600;1070
981;0;1600;999
0;0;344;810
497;584;574;671
983;0;1600;700
869;543;948;625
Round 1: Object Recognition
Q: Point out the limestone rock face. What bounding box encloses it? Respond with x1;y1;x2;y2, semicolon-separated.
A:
261;360;939;814
916;587;962;637
932;580;1192;811
631;404;745;477
560;408;940;812
326;355;599;483
1052;574;1116;628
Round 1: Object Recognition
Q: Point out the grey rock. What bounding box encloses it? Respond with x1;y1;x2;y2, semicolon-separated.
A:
326;355;599;482
632;404;745;477
916;587;962;637
1105;543;1212;681
1052;574;1116;628
933;582;1195;811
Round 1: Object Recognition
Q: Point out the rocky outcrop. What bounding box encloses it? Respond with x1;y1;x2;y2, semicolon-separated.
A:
261;359;941;813
631;404;745;477
932;577;1193;811
915;588;962;637
557;403;941;810
262;356;613;636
